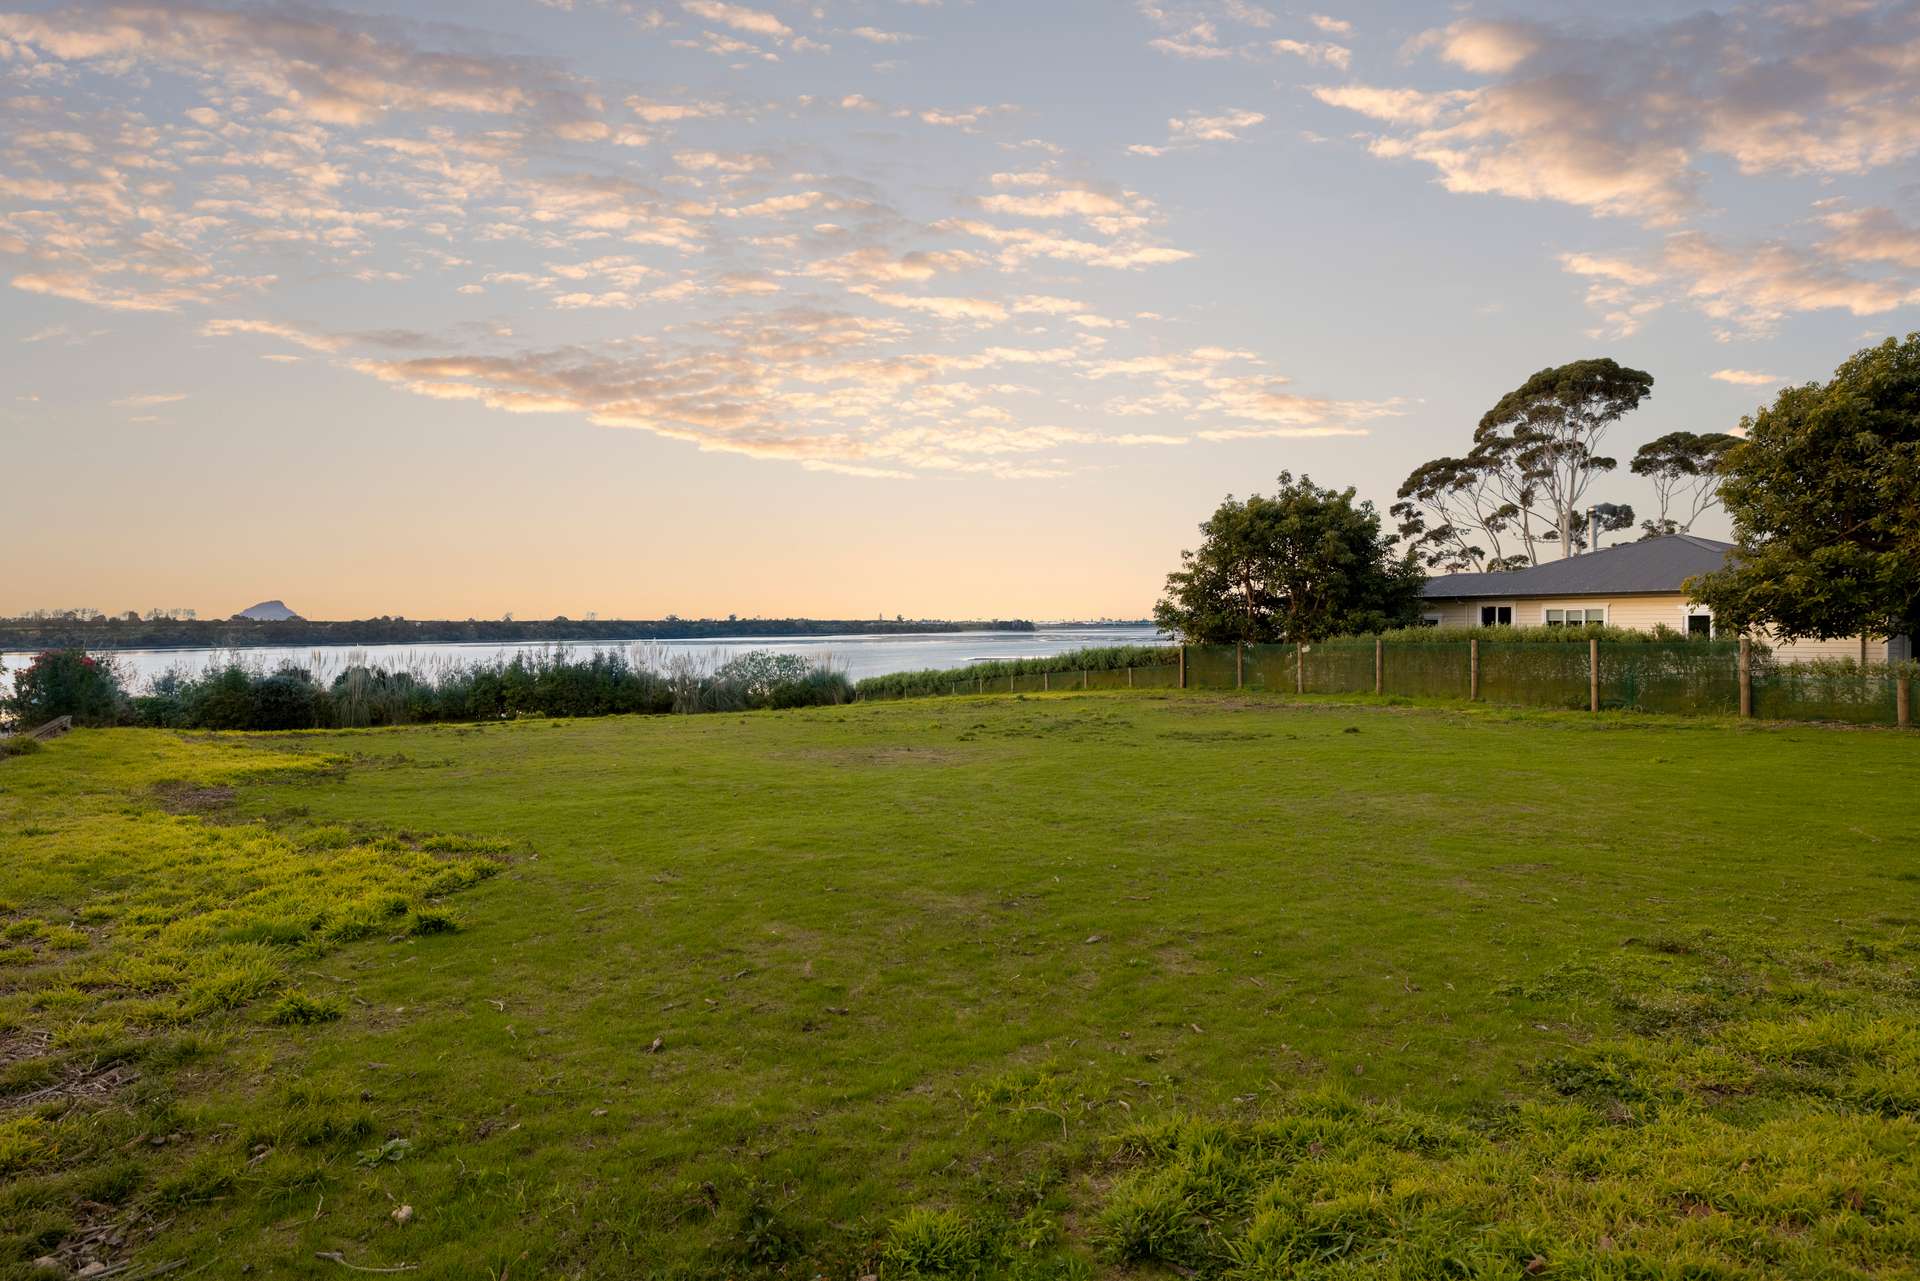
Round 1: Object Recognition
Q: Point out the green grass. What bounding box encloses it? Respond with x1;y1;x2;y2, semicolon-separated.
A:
1;693;1916;1279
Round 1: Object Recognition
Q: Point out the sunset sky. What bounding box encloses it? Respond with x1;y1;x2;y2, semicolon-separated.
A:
4;0;1918;620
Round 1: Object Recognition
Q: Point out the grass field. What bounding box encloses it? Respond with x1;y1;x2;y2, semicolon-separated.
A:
3;692;1918;1280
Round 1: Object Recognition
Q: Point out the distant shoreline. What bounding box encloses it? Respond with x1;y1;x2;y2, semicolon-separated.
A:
0;617;1164;653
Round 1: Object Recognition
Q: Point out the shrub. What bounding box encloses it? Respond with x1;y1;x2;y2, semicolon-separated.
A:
109;646;848;731
1;649;128;729
857;644;1176;700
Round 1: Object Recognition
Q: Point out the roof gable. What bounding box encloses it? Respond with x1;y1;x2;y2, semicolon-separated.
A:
1420;534;1733;600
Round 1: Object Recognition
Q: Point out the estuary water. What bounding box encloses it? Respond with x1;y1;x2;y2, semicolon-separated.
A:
1;625;1165;692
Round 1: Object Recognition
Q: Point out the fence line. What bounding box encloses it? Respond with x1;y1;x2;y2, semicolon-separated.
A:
860;638;1915;729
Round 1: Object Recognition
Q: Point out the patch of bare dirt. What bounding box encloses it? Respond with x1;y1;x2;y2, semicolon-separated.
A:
150;781;237;815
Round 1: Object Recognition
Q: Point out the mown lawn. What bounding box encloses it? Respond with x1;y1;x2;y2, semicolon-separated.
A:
2;692;1917;1280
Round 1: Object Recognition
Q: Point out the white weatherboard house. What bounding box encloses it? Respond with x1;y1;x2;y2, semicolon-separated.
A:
1419;534;1912;663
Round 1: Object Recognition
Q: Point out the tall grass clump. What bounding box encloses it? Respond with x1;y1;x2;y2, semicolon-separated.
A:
856;644;1176;700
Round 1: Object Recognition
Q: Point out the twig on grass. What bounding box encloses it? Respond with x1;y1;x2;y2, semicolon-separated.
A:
315;1252;419;1273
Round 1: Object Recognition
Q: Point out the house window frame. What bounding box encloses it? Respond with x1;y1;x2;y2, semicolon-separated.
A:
1420;612;1444;628
1542;603;1609;628
1478;602;1516;627
1681;603;1716;638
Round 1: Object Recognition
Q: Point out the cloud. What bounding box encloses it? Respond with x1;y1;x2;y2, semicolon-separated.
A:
978;189;1129;218
1710;369;1783;386
1318;6;1920;225
680;0;791;40
1130;107;1266;156
850;26;916;44
0;5;603;127
1818;206;1920;270
851;286;1010;323
1310;85;1471;128
1270;39;1348;69
1558;231;1919;339
1308;14;1351;36
111;392;188;407
627;96;728;123
201;318;349;353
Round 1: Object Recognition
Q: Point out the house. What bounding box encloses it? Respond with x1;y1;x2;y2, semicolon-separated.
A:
1419;534;1910;663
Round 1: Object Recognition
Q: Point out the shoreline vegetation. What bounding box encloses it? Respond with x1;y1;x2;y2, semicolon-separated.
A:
1;646;855;735
0;615;1058;653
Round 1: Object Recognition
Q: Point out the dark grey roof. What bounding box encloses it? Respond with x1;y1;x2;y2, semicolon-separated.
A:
1420;534;1734;600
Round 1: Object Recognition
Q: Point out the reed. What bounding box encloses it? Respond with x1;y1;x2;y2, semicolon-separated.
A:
855;644;1177;699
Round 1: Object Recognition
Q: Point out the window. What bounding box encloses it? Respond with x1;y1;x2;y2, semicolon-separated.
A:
1687;612;1713;638
1544;607;1607;627
1420;614;1443;628
1480;605;1513;626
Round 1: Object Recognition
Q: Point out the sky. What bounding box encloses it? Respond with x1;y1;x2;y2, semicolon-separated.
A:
2;0;1918;621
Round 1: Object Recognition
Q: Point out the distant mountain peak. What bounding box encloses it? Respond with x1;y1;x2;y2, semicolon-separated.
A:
234;599;303;621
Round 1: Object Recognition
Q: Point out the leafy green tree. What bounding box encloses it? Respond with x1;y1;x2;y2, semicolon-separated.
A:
1631;430;1737;538
1688;334;1920;644
1475;357;1655;558
1155;472;1425;643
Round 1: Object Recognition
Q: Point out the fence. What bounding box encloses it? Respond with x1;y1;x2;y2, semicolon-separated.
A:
863;637;1915;728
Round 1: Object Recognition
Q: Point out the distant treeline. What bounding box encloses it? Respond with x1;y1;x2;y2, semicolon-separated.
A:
0;616;1038;652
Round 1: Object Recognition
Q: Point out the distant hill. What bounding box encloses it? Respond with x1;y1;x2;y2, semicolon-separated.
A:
232;600;303;622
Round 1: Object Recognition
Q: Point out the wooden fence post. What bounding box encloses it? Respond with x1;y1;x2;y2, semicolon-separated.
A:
1470;637;1480;702
1374;635;1383;695
1738;637;1752;718
1082;668;1089;691
1236;642;1244;690
1589;637;1600;713
1897;674;1910;728
1179;645;1187;689
1043;671;1050;692
1295;643;1304;695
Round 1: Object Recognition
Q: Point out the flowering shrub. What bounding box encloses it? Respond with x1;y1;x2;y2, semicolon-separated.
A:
0;648;128;729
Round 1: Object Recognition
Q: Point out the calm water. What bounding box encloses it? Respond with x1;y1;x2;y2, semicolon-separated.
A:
1;626;1165;692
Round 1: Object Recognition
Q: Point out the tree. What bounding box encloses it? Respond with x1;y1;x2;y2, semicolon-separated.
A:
1631;430;1737;538
1155;472;1425;643
1395;358;1653;569
1688;334;1920;644
1475;357;1655;557
1391;451;1533;573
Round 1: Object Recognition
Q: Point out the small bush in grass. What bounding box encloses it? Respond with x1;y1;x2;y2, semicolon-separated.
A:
0;1116;52;1177
405;909;458;936
882;1207;994;1277
265;991;343;1025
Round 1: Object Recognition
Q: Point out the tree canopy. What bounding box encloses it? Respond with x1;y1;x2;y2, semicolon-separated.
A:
1688;334;1920;643
1155;472;1425;643
1475;357;1654;556
1395;358;1653;572
1631;430;1737;538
